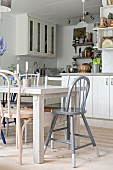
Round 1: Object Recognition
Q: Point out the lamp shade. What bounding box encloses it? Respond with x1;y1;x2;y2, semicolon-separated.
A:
0;0;12;12
76;20;88;28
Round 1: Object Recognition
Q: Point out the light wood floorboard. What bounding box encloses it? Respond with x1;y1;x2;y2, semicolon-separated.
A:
0;123;113;170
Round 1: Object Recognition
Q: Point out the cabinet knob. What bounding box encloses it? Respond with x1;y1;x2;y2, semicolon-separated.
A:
111;78;113;85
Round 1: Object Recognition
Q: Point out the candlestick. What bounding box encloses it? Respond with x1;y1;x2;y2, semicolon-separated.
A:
17;64;19;74
26;62;28;71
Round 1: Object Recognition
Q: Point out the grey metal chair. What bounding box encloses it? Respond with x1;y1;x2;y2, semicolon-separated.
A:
44;76;100;168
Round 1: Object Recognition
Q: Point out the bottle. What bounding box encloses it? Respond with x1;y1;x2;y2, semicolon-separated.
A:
90;32;93;42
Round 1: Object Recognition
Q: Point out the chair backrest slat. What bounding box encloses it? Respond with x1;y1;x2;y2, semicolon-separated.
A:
45;75;70;87
65;76;90;112
0;69;21;118
20;73;40;86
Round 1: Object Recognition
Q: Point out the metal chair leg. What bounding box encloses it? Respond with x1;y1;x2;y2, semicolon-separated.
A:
81;114;100;157
44;115;58;152
70;116;76;168
51;133;54;149
67;115;70;150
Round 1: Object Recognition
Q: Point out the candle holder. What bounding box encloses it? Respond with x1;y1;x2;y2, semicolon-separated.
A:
25;70;28;79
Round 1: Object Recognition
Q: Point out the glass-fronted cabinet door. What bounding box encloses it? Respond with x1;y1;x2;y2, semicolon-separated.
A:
28;17;35;55
48;23;56;57
42;21;49;57
42;22;56;57
35;19;42;56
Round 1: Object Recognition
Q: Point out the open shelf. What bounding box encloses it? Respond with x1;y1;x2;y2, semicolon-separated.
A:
72;42;94;53
93;27;113;31
72;57;92;60
101;5;113;9
72;42;94;47
98;48;113;51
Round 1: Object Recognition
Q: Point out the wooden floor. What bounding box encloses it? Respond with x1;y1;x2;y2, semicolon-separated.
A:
0;123;113;170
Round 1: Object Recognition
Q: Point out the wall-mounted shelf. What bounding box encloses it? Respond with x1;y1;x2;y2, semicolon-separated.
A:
72;42;94;47
72;57;92;60
72;42;94;53
98;48;113;51
93;27;113;31
100;5;113;9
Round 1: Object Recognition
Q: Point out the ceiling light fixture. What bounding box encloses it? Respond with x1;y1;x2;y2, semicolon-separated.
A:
67;19;70;24
0;0;12;12
76;0;88;27
90;15;94;20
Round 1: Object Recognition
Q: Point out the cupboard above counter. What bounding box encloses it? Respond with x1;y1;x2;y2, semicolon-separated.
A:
16;14;56;57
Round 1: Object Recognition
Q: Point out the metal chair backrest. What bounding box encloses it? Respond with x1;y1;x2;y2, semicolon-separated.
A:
65;76;90;112
0;69;21;118
20;73;40;86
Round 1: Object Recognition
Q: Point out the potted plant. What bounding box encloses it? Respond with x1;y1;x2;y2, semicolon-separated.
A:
84;46;93;58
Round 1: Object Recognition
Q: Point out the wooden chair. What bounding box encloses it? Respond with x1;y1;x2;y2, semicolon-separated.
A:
1;76;17;130
0;69;33;165
44;76;100;168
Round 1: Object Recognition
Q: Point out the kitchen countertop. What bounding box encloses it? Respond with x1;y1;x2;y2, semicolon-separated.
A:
60;72;113;76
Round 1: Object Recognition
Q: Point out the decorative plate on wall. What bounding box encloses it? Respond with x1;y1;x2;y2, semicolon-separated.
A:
102;38;113;48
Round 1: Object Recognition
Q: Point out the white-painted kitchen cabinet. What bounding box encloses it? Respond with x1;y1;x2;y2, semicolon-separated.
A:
16;14;56;57
28;17;42;56
92;76;109;119
110;76;113;119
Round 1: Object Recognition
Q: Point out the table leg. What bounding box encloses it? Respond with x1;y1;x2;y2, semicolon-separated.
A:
33;95;44;164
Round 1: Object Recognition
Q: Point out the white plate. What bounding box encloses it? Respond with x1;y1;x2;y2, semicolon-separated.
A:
102;38;113;48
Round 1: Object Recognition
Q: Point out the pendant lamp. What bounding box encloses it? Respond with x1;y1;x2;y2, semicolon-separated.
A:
76;0;88;27
0;0;12;12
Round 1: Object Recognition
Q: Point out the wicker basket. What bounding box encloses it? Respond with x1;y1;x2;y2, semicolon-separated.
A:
78;64;91;73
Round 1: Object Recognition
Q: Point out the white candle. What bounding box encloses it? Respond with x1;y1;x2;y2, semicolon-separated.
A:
17;64;19;74
26;62;28;71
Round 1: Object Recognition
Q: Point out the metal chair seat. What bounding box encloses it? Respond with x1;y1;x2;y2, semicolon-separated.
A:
51;108;86;116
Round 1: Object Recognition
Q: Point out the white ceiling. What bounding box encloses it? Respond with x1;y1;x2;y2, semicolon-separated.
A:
11;0;102;25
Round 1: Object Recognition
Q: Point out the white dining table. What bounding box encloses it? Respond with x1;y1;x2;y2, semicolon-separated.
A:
0;85;80;164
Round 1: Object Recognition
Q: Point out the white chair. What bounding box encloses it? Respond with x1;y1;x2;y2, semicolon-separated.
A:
44;75;70;148
20;73;40;87
0;69;33;165
19;73;40;108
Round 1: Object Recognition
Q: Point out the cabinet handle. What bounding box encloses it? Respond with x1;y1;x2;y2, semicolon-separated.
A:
111;78;113;85
106;78;108;85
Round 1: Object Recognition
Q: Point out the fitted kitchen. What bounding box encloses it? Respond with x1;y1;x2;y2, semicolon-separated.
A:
0;0;113;170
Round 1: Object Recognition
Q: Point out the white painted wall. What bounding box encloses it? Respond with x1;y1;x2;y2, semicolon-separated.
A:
56;23;97;71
